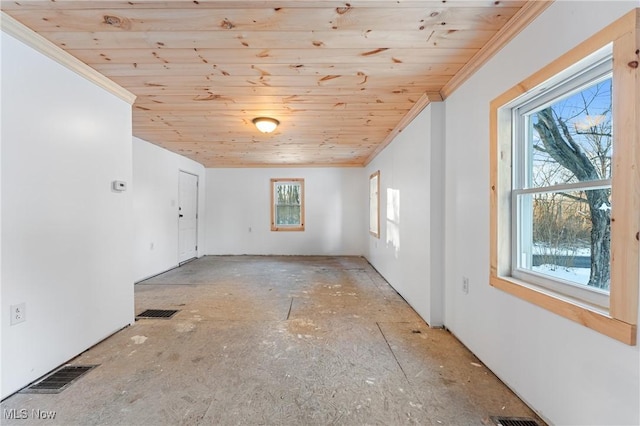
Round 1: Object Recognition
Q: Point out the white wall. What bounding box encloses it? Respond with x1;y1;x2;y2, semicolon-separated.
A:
206;168;365;255
133;137;206;282
0;25;4;401
365;103;446;327
1;32;134;398
443;2;639;425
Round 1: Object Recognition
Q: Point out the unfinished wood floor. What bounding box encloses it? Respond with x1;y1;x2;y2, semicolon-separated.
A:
1;256;541;425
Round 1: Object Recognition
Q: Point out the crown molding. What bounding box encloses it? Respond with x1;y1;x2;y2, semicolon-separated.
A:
363;92;435;166
440;0;554;99
1;11;136;105
364;1;553;166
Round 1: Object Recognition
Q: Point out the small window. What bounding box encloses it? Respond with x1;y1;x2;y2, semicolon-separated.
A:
490;9;639;345
271;178;304;231
369;171;380;238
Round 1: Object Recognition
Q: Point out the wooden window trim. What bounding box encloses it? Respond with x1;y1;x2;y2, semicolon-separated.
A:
369;170;380;238
270;178;305;232
490;9;639;345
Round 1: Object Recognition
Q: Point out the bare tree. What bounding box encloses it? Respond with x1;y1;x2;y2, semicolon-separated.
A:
533;101;611;289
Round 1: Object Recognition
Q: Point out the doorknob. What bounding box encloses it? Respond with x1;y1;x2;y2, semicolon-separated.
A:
179;214;184;217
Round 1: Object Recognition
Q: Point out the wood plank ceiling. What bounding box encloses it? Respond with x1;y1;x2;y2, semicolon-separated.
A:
1;1;548;167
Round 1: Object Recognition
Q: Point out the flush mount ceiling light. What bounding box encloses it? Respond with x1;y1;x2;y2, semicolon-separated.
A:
252;117;279;133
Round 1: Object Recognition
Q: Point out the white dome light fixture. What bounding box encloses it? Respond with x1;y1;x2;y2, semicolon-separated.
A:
252;117;279;133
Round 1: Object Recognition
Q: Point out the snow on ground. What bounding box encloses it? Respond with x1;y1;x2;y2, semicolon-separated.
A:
533;243;590;257
532;264;590;285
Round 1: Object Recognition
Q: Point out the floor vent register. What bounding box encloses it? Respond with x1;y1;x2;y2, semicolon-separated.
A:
136;309;179;319
491;417;540;426
22;365;98;394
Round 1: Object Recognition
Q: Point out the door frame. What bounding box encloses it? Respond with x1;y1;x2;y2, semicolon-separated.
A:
178;169;199;265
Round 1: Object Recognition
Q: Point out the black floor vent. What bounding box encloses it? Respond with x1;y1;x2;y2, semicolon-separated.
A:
491;417;540;426
137;309;179;319
22;365;98;394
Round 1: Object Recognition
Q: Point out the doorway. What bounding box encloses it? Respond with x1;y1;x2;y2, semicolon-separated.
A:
178;171;198;264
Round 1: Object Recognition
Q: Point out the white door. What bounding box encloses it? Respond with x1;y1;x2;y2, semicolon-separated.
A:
178;171;198;264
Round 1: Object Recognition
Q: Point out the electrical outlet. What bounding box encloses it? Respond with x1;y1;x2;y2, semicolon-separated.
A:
10;303;26;325
462;277;469;295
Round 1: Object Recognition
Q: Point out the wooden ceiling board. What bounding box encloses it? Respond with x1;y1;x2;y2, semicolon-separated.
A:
1;0;549;167
109;74;453;88
66;47;480;64
133;100;414;111
135;92;423;104
91;62;466;78
39;29;498;50
134;126;393;138
6;7;519;31
2;0;526;10
138;105;409;113
1;1;528;10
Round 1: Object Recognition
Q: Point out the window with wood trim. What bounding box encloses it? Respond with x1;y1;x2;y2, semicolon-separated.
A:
369;170;380;238
490;9;639;345
271;178;305;232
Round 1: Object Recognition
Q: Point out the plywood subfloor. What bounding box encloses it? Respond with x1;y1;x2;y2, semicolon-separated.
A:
0;256;543;425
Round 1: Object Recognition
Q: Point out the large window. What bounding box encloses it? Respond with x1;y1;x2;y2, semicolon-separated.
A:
512;52;612;309
490;9;639;345
271;178;304;232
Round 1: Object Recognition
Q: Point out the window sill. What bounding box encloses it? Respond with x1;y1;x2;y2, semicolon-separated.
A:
271;226;304;232
490;275;636;345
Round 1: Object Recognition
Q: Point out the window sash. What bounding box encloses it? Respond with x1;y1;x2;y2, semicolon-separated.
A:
271;179;304;231
514;54;612;118
511;186;611;308
274;205;301;226
512;57;613;192
509;55;613;307
274;182;301;226
274;183;301;203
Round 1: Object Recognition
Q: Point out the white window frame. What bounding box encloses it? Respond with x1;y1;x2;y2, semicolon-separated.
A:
270;178;305;232
509;51;612;309
490;9;639;345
